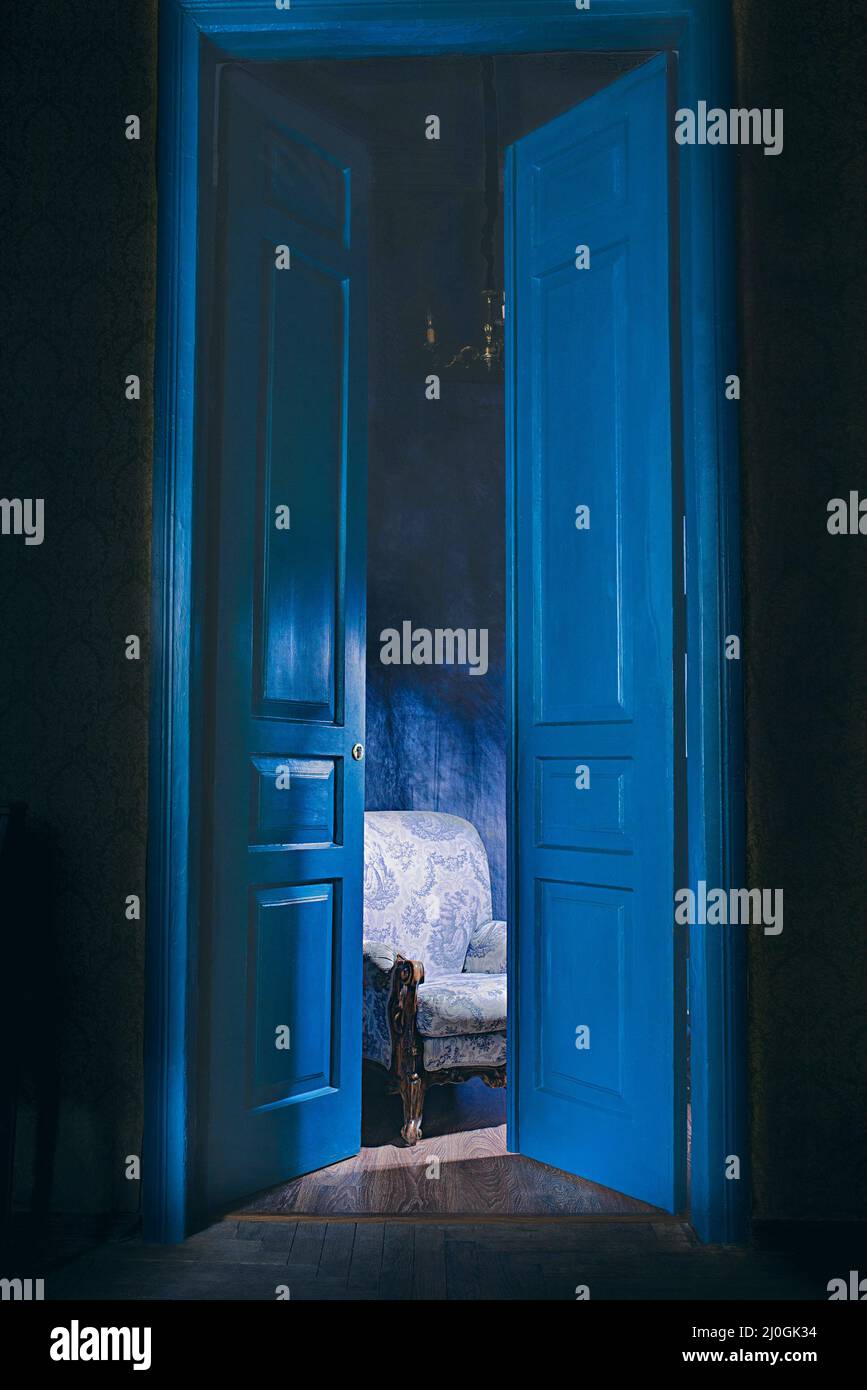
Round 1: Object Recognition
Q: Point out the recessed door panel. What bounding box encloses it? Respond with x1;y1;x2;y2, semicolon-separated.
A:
249;756;339;849
537;879;627;1106
254;249;347;722
533;246;628;726
264;123;348;242
535;756;633;853
247;883;335;1110
531;123;627;235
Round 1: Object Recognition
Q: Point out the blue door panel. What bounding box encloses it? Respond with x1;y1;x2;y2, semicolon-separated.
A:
204;69;367;1210
255;252;346;719
509;54;682;1212
535;756;634;853
247;882;334;1109
537;882;628;1105
249;756;338;848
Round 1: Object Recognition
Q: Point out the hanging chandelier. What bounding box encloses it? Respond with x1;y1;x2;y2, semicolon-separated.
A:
421;57;505;381
423;288;504;377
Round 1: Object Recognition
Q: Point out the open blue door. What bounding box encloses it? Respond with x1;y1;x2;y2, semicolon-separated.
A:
202;69;368;1211
507;54;683;1212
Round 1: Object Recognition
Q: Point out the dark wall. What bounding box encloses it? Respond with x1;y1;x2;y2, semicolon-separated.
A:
3;2;156;1214
733;0;867;1221
3;2;865;1221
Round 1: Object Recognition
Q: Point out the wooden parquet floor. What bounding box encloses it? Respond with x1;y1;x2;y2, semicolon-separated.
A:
23;1079;852;1301
43;1217;828;1301
232;1077;659;1218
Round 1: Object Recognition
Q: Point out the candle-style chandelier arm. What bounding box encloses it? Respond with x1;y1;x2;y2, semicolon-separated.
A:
419;58;505;382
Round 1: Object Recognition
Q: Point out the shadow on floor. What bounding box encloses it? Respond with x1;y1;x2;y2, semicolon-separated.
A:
360;1069;503;1146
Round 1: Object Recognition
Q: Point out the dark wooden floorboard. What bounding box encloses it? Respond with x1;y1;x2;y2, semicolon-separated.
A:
412;1223;448;1300
347;1221;385;1295
379;1221;416;1300
445;1230;483;1300
258;1221;299;1250
285;1220;327;1276
318;1222;356;1285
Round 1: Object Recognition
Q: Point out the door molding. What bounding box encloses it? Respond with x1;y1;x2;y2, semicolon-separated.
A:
147;0;746;1245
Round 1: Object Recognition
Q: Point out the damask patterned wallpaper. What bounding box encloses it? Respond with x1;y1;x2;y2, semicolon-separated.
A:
3;1;157;1214
733;0;867;1220
3;1;864;1221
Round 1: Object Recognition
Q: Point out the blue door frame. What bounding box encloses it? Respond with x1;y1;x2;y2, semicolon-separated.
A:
146;0;746;1247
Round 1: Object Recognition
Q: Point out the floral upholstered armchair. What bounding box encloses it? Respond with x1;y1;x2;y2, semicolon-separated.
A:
362;811;507;1144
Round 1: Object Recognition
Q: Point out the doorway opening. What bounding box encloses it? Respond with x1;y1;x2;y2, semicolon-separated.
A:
199;50;687;1222
146;0;749;1250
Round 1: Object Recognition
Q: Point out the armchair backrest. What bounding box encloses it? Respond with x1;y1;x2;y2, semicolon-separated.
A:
363;811;493;978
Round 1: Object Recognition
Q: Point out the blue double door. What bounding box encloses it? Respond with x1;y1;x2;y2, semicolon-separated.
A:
204;56;682;1215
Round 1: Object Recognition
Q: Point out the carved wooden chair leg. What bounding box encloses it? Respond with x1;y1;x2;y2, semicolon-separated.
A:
481;1068;507;1089
399;1072;426;1146
389;954;427;1146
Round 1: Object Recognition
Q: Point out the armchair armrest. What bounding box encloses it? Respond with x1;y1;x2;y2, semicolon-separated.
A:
463;919;507;974
362;941;425;1074
362;940;398;1069
363;939;399;979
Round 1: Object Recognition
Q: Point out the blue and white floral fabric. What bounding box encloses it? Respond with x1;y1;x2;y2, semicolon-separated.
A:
416;972;506;1037
363;812;492;977
362;940;397;1069
423;1032;507;1072
464;919;507;974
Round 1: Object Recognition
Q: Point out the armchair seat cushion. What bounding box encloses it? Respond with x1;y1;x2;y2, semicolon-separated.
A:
423;1031;506;1072
416;972;506;1038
